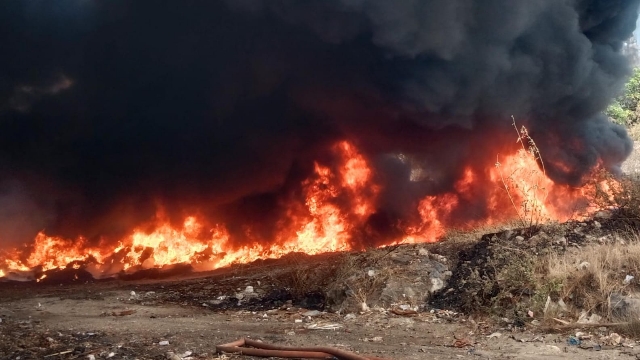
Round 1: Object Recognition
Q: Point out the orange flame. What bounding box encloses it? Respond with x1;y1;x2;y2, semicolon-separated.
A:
0;140;616;279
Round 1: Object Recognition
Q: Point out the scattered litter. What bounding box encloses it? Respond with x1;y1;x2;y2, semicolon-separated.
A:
158;340;170;346
367;270;376;277
87;355;96;360
578;261;590;270
294;319;303;323
302;310;322;317
527;310;534;318
43;350;72;358
344;313;356;320
360;302;370;312
390;308;418;316
624;275;634;285
487;332;502;339
107;352;115;358
553;318;571;325
575;332;592;340
452;338;473;348
244;286;254;293
130;291;136;297
363;336;383;342
577;312;602;324
567;336;581;346
305;323;343;330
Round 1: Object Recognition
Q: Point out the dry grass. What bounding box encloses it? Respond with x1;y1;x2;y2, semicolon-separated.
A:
267;248;397;311
627;123;640;141
496;118;550;231
544;233;640;319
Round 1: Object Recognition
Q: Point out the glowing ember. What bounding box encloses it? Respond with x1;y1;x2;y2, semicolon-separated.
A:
0;140;617;279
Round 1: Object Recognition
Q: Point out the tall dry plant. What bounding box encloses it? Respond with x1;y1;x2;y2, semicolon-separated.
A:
495;117;549;229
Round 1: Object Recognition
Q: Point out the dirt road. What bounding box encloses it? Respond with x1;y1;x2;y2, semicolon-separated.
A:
1;275;638;360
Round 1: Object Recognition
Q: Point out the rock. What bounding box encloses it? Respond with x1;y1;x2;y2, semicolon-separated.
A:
501;230;514;240
344;313;356;320
244;286;254;293
302;310;322;317
166;352;181;360
610;333;623;345
87;356;96;360
158;340;170;346
130;291;136;297
610;293;640;319
553;236;567;246
544;296;568;314
577;311;602;324
515;236;525;241
360;302;370;312
595;211;611;219
418;248;430;256
593;221;601;229
487;332;502;339
367;270;376;277
430;278;444;293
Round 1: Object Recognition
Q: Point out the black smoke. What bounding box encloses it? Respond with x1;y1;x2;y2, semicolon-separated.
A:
0;0;637;246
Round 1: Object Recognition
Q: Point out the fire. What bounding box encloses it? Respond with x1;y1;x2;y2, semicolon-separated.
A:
0;139;616;280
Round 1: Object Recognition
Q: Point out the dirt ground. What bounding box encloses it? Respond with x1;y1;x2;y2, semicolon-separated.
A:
1;262;640;360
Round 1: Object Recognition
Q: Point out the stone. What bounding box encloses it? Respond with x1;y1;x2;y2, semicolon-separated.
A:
344;313;356;320
418;248;430;256
166;352;181;360
430;278;444;293
158;340;170;346
610;293;640;319
302;310;322;317
244;286;254;293
577;311;602;324
515;236;525;241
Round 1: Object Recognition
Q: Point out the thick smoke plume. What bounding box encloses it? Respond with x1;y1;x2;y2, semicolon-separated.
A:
0;0;638;246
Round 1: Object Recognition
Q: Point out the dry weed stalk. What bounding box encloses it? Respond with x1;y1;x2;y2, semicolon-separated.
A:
495;117;549;229
545;233;640;319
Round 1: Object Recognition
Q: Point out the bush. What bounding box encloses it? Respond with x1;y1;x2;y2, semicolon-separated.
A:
607;67;640;126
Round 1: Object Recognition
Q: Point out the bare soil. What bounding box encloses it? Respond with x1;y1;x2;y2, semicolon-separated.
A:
1;255;639;360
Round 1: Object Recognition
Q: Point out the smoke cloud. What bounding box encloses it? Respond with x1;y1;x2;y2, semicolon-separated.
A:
0;0;638;245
